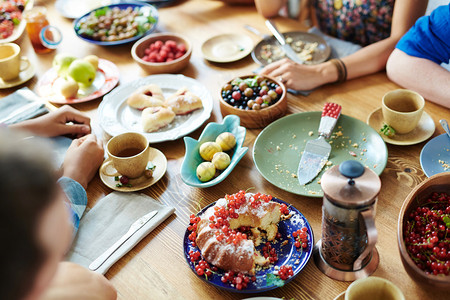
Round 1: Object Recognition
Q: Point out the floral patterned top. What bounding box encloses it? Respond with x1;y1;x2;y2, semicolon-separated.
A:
314;0;395;46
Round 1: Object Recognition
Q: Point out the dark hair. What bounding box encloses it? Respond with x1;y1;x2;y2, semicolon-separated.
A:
0;130;57;300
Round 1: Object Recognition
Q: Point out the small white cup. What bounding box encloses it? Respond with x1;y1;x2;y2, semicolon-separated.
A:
0;43;30;81
345;276;405;300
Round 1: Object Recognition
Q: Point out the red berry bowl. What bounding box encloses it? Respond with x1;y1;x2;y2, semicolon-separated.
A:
219;74;287;129
131;32;192;74
397;172;450;289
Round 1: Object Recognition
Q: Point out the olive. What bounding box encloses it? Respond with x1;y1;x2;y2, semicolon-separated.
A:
244;88;254;97
223;83;232;91
247;100;255;108
261;103;269;109
262;94;272;104
239;82;248;91
252;103;261;110
268;90;278;100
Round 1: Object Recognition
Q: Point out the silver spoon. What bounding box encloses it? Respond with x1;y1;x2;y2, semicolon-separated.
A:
440;119;450;138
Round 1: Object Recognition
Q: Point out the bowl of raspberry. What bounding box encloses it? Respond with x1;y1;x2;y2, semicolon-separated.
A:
131;32;191;74
219;74;287;129
398;172;450;289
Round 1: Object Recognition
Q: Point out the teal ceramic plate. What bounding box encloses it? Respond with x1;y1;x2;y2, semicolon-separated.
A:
181;115;248;188
253;112;388;197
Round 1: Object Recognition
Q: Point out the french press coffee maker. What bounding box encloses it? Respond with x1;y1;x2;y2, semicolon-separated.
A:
313;160;381;281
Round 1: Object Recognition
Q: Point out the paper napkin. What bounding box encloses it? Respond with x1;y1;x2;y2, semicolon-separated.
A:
66;192;175;274
0;88;48;125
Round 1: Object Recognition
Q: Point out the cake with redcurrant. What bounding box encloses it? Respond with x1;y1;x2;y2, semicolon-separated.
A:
195;191;281;275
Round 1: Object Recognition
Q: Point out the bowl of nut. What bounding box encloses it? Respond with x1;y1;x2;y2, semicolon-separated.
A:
180;115;248;188
74;2;158;46
131;32;192;74
219;74;287;129
398;172;450;289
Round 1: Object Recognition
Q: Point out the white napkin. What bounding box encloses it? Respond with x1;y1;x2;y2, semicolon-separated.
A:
66;192;175;274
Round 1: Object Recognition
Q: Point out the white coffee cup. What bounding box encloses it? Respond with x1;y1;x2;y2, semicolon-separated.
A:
345;276;405;300
0;43;30;81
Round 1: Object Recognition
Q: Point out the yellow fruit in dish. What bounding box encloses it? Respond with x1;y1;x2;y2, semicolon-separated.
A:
212;152;230;170
215;132;236;151
60;78;79;98
84;54;99;70
196;162;216;182
199;142;222;161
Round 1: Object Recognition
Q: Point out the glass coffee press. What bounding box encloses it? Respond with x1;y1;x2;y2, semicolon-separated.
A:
313;160;381;281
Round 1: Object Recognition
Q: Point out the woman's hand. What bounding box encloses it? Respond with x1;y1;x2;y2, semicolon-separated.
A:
259;58;338;91
62;134;104;190
9;105;91;138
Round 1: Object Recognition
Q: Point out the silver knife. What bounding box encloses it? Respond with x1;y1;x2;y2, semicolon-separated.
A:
265;19;305;64
297;103;342;185
88;210;158;271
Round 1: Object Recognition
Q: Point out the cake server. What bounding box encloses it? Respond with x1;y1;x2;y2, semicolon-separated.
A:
265;19;305;64
89;210;158;271
297;103;342;185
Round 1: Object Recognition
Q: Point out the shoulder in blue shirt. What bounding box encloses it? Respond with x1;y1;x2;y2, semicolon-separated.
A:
396;4;450;65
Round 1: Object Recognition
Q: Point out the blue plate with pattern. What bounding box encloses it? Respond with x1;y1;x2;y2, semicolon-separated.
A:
183;196;314;293
73;2;158;46
420;133;450;177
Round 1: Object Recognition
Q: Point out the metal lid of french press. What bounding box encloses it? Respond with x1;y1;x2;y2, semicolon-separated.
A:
321;160;381;208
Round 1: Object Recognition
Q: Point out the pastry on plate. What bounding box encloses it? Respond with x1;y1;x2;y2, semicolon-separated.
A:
195;192;281;274
127;84;165;110
141;106;175;133
165;87;203;115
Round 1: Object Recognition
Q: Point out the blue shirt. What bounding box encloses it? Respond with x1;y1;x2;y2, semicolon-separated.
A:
58;177;87;239
396;4;450;65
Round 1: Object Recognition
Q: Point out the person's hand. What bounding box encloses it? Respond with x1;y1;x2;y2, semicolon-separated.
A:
9;105;91;138
62;134;104;190
41;262;117;300
259;58;337;91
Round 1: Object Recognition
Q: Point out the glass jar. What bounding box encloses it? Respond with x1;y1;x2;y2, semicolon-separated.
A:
24;6;52;54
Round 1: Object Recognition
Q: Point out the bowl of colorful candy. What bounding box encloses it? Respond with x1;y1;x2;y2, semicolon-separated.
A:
74;2;158;46
219;74;287;129
131;32;192;74
397;172;450;289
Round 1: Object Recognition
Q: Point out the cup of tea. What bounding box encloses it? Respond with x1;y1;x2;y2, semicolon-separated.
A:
0;43;30;81
381;89;425;134
101;132;150;178
345;276;405;300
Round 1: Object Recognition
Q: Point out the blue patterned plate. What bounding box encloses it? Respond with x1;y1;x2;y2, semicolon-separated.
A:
183;197;314;293
73;2;158;46
420;133;450;177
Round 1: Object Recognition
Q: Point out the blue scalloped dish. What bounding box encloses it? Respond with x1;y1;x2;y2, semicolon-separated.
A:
73;2;158;46
181;115;248;188
183;197;314;293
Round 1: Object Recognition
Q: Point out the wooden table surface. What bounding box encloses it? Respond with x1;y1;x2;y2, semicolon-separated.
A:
2;0;449;299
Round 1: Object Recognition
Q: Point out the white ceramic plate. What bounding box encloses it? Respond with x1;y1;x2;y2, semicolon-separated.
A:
55;0;115;19
0;0;34;43
98;74;213;143
201;33;253;63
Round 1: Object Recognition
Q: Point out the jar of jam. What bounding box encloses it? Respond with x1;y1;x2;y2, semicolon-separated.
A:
24;6;53;54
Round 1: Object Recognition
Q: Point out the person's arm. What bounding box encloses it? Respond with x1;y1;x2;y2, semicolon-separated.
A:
387;49;450;108
40;262;117;300
260;0;428;91
9;105;91;138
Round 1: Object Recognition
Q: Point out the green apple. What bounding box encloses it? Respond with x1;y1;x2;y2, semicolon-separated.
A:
83;54;99;70
52;53;77;78
67;59;96;87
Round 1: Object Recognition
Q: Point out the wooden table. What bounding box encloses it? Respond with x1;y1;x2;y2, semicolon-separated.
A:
2;1;449;299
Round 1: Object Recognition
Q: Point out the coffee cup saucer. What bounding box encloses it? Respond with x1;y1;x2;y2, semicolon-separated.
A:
333;291;346;300
99;147;167;192
367;107;435;145
0;58;35;89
